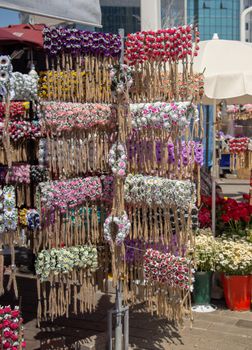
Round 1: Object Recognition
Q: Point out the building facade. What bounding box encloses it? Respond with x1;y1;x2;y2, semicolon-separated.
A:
187;0;240;40
242;0;252;41
99;0;140;34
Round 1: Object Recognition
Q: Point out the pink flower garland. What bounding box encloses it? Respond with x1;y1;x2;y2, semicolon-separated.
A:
0;306;26;350
8;165;30;184
144;248;194;291
39;176;114;213
125;25;200;65
42;102;115;133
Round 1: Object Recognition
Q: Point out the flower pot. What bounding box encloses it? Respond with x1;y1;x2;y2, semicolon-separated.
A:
223;274;251;311
193;271;212;305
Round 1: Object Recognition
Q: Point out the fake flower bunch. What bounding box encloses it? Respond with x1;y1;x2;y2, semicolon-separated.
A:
103;211;131;245
19;208;28;226
110;64;133;95
144;248;194;291
0;186;18;233
30;165;48;183
38;139;48;166
0;305;26;350
215;238;252;275
0;55;12;96
42;102;114;133
35;245;98;281
130;102;198;132
125;25;200;64
0;102;27;119
43;27;121;57
39;177;103;213
124;174;195;210
158;140;203;166
108;143;127;177
100;175;114;203
9;165;30;184
26;209;40;230
0;55;38;100
11;71;38;101
39;71;86;99
0;120;41;142
228;137;249;153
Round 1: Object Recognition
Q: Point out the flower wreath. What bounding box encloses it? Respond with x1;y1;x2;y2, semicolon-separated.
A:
110;64;133;95
103;211;131;245
108;142;127;177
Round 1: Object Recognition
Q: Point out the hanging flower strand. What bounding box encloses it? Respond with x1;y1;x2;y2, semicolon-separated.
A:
108;142;127;177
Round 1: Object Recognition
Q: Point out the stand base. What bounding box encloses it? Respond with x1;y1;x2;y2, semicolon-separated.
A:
192;304;217;313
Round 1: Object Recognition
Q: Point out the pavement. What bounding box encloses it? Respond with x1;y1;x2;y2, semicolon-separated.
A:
0;276;251;350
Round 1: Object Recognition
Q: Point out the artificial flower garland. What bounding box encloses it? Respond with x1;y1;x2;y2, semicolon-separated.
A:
35;245;98;281
124;174;195;210
130;102;198;133
39;69;113;103
36;245;98;322
110;64;133;95
127;139;203;176
0;120;41;143
0;305;26;350
108;142;127;177
228;137;250;171
125;25;199;64
103;211;131;245
39;177;103;213
0;101;28;119
0;56;38;100
143;248;194;291
42;102;115;133
43;27;121;58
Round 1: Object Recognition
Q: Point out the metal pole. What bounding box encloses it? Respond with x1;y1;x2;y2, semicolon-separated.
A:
184;0;187;25
124;307;129;350
115;280;123;350
212;100;217;236
118;28;125;64
108;310;113;350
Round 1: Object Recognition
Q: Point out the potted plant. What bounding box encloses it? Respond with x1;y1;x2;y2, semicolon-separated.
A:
215;238;252;311
192;230;218;306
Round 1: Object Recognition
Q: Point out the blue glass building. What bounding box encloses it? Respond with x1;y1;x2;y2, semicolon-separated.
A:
187;0;240;40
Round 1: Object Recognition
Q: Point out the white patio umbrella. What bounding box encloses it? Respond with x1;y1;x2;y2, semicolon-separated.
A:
192;34;252;234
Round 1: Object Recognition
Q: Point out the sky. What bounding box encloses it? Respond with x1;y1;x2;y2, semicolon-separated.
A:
0;8;19;26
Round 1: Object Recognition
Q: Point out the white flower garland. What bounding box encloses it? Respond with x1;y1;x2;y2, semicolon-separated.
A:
124;174;195;210
108;142;127;177
104;211;131;245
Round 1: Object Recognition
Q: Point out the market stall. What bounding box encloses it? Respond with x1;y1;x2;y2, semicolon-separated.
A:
0;24;205;349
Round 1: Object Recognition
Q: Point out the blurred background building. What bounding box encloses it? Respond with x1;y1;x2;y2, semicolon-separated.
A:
18;1;252;42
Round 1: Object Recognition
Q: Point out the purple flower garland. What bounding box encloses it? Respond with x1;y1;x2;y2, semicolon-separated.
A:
43;27;121;57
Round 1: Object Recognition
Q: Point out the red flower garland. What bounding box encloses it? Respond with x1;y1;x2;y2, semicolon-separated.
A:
125;25;200;65
0;306;26;350
229;137;249;154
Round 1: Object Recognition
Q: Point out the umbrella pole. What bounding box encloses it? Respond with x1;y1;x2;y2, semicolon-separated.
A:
211;100;217;236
